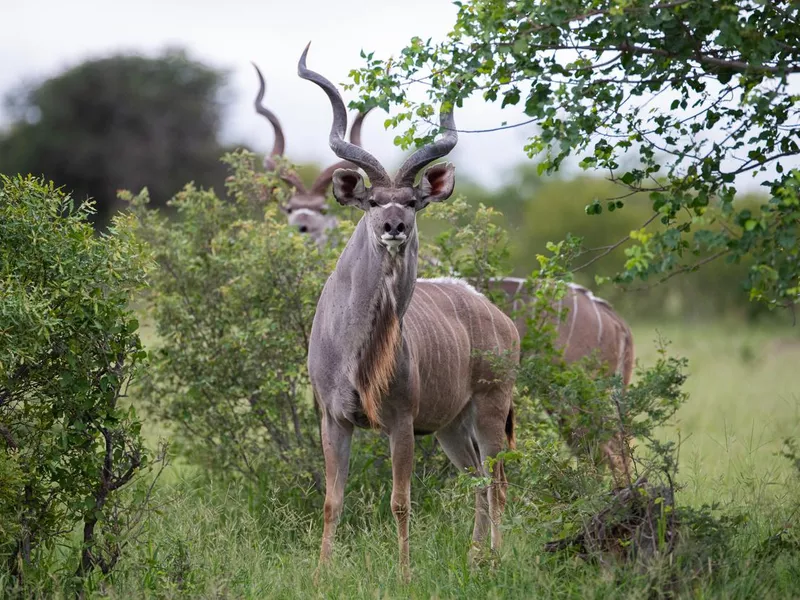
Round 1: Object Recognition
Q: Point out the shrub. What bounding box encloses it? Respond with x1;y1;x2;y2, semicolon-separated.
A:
128;151;346;500
0;175;160;594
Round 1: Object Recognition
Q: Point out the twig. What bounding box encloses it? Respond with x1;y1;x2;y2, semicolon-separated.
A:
630;249;731;291
572;212;660;272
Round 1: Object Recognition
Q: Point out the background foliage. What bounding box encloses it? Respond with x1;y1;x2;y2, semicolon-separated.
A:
1;2;800;593
0;176;161;595
0;50;237;228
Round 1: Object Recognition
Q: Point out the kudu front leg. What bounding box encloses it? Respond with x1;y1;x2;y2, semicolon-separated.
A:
318;413;353;570
389;421;414;582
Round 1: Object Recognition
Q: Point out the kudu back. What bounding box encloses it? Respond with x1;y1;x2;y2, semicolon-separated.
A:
300;44;519;580
492;277;634;482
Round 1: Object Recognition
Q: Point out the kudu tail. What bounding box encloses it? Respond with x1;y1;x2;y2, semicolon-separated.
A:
505;404;516;450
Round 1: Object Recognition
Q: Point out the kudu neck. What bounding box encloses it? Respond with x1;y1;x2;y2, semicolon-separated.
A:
336;216;418;320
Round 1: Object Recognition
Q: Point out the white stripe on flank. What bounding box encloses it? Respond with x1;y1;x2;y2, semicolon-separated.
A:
556;295;564;325
415;287;442;367
590;296;603;346
433;283;464;332
480;297;502;352
404;312;428;387
427;285;460;382
564;289;579;350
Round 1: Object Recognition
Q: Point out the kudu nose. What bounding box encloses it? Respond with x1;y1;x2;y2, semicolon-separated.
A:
383;220;406;237
299;225;308;233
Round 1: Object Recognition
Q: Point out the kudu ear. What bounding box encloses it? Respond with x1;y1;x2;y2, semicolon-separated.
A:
415;162;455;209
331;168;369;209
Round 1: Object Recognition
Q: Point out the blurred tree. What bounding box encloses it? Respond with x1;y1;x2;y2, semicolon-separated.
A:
0;49;235;227
504;168;763;320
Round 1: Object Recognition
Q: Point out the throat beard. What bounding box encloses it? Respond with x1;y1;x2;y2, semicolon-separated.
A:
353;259;403;428
384;240;403;257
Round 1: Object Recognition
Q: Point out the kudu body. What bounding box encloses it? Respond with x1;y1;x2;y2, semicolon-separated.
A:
300;46;519;578
253;63;371;245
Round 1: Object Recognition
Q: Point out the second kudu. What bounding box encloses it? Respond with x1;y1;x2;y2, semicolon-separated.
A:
493;277;634;483
300;45;520;579
253;72;635;484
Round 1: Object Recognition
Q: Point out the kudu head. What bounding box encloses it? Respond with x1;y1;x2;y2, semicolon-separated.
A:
298;44;458;257
252;62;372;241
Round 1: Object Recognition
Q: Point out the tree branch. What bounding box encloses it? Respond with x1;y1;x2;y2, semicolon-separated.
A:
573;212;660;273
631;250;731;291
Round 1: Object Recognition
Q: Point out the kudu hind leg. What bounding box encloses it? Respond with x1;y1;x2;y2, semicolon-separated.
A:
435;427;491;549
318;413;353;567
473;393;513;553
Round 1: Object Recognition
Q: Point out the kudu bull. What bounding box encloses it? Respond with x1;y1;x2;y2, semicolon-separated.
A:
253;72;635;485
252;62;371;245
300;45;519;579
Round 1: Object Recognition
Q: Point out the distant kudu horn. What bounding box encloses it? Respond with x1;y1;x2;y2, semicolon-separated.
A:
252;62;305;194
252;62;285;158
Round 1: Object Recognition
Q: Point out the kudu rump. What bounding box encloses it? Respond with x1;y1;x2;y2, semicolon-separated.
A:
300;45;520;578
254;68;635;485
252;62;371;245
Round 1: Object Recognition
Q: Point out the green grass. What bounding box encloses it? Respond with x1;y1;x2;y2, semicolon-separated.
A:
635;321;800;506
20;321;800;598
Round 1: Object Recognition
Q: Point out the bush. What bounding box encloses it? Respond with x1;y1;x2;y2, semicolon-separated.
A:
128;151;347;501
0;175;161;594
130;154;757;583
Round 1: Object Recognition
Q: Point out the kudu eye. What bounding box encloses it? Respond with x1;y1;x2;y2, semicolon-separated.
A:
369;200;378;208
286;208;293;214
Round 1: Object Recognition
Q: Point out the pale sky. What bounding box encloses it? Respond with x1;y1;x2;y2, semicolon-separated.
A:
1;0;793;192
0;0;537;188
